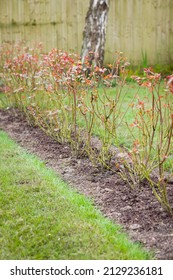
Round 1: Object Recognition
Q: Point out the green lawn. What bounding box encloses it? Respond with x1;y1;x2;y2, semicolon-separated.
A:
1;81;172;173
0;82;148;147
0;82;169;147
0;130;152;260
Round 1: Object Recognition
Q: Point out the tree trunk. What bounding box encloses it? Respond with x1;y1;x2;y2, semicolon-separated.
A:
81;0;109;67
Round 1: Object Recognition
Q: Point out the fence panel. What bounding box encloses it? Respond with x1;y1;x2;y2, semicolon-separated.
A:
0;0;172;65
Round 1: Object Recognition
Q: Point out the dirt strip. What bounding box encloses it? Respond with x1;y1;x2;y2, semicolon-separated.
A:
0;108;173;259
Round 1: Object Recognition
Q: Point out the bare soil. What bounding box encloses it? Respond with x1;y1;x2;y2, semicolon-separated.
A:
0;108;173;260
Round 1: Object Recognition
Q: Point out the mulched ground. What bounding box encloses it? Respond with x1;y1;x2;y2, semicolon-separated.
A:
0;108;173;260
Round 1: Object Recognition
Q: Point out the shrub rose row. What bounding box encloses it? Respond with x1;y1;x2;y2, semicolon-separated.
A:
0;43;173;213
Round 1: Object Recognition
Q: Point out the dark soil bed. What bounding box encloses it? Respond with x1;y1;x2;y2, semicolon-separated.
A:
0;108;173;260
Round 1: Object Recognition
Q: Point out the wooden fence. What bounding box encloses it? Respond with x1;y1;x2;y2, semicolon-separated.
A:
0;0;173;66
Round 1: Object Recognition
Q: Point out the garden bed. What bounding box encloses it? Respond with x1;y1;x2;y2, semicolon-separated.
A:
0;108;173;260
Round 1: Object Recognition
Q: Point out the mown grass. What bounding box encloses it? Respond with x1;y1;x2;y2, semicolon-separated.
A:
0;82;147;147
0;130;152;260
0;81;172;172
0;82;166;143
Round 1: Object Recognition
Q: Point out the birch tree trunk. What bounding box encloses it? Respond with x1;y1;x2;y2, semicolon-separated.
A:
81;0;109;67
